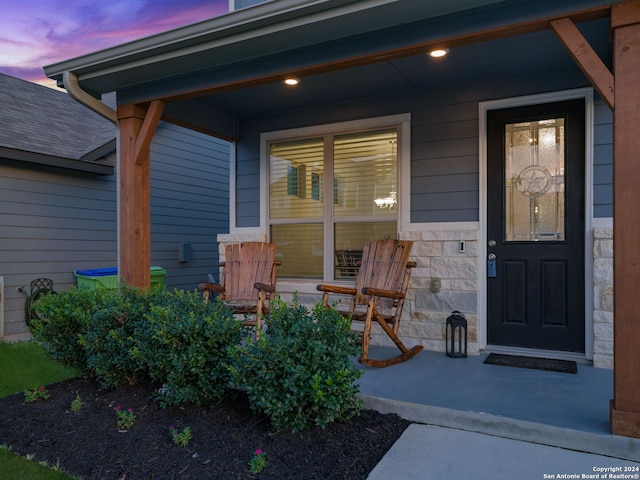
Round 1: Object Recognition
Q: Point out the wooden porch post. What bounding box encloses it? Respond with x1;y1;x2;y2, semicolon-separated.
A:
611;0;640;438
117;104;152;290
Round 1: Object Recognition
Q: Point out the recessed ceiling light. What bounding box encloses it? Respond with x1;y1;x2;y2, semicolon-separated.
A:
429;48;449;58
284;77;300;86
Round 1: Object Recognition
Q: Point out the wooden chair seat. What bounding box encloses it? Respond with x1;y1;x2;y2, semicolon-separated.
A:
199;242;279;330
317;239;423;367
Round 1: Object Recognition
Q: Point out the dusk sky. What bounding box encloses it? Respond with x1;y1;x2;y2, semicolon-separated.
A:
0;0;229;89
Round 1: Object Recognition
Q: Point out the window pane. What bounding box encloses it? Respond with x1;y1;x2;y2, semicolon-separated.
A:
505;119;565;241
334;222;396;279
270;138;324;219
270;224;323;278
268;124;400;280
334;130;397;216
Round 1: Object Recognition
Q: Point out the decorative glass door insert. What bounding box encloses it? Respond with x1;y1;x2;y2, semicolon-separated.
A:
504;118;565;241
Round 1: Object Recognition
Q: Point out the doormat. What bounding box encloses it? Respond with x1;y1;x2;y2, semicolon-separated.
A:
484;353;577;374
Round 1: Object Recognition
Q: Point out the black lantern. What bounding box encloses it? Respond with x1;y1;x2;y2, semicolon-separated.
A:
445;311;467;358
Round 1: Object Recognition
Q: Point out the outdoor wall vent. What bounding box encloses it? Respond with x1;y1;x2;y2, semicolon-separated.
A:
179;243;192;263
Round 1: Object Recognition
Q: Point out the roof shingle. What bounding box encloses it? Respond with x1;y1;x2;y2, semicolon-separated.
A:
0;73;115;172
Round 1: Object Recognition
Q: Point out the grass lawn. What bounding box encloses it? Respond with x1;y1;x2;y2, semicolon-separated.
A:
0;449;74;480
0;342;80;479
0;342;79;398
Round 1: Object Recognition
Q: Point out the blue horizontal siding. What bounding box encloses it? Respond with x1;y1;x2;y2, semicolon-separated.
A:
2;122;230;338
235;67;611;226
150;123;230;291
592;98;613;217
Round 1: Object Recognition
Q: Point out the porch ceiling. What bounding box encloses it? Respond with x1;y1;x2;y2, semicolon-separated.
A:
191;18;611;121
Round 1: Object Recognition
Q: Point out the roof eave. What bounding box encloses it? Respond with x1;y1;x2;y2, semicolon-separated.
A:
80;139;117;163
43;0;506;94
0;147;115;175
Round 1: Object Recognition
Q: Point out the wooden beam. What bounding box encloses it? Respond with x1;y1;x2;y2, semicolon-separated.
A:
134;100;165;165
550;18;614;109
611;0;640;27
117;103;151;291
611;0;640;439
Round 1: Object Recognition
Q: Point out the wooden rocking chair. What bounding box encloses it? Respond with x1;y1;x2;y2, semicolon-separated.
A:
199;242;279;329
317;239;423;367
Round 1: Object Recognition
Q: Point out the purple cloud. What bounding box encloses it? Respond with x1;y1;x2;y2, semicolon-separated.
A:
0;0;228;87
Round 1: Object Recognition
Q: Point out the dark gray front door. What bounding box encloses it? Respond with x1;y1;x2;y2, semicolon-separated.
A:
487;99;585;353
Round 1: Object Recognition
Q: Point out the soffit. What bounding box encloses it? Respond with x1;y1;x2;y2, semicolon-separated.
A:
43;0;512;94
195;18;612;119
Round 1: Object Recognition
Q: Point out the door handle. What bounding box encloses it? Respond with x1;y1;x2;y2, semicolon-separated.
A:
487;253;497;277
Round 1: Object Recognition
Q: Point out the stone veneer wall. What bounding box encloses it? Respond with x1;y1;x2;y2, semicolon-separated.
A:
397;230;479;355
217;230;479;355
217;227;614;368
593;227;613;368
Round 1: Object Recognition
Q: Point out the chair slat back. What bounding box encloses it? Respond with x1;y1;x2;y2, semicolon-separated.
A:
224;242;277;300
354;240;413;309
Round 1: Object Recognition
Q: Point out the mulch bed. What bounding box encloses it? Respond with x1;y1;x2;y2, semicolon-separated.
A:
0;377;410;479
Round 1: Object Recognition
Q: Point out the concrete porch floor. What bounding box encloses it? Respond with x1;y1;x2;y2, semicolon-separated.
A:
355;346;640;462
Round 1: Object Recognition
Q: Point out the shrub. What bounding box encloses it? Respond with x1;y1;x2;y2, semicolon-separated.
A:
31;287;115;371
230;296;363;433
32;285;363;428
132;291;246;406
33;286;244;400
80;286;156;388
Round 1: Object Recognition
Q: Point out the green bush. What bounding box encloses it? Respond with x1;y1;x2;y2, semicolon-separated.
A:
32;286;365;427
30;287;114;371
32;286;244;398
230;297;363;433
132;291;246;406
80;286;156;389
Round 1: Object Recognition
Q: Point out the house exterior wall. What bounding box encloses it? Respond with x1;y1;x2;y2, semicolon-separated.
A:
593;102;613;217
236;66;611;225
593;226;613;368
149;124;230;291
228;65;614;367
0;159;117;340
0;123;229;341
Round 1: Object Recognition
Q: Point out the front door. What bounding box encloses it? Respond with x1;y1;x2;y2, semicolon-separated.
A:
487;99;585;353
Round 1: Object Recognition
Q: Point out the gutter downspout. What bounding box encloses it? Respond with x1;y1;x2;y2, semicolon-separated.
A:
63;71;118;124
62;70;120;284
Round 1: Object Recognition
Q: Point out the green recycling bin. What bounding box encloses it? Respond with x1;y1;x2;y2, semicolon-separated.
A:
73;267;166;292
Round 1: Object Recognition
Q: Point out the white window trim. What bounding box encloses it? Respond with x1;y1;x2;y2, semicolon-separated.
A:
259;113;411;236
478;87;595;360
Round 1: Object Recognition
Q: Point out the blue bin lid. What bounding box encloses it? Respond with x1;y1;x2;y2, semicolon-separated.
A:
74;268;118;277
74;267;164;277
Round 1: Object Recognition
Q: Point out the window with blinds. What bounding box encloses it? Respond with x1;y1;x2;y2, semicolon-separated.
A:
269;128;398;280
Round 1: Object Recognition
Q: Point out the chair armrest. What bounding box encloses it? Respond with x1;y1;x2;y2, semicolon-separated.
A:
254;282;276;294
361;287;406;300
316;284;357;296
198;282;224;294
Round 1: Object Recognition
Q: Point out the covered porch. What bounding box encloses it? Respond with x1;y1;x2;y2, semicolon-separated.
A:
357;346;640;462
43;0;640;439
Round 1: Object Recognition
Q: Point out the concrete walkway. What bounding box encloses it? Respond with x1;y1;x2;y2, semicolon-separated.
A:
356;347;640;478
368;424;640;480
